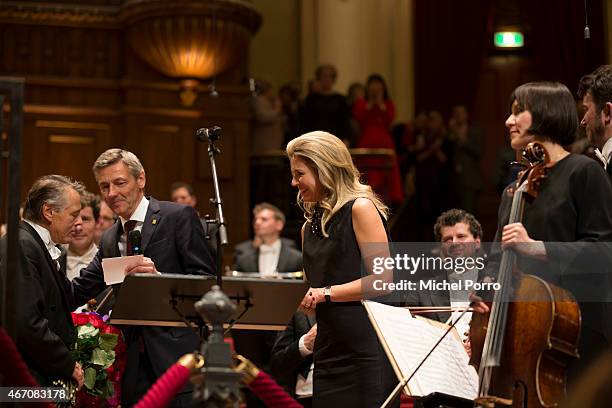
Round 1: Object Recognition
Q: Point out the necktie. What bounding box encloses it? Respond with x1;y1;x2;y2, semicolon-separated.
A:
124;220;137;256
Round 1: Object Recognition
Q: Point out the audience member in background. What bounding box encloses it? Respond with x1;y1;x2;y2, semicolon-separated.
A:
301;64;352;145
94;200;116;245
232;203;302;407
65;191;99;281
346;82;365;143
170;181;198;209
233;202;302;275
493;142;519;195
353;74;404;207
414;110;451;241
448;104;484;215
346;82;365;108
279;83;302;146
251;79;284;156
170;181;217;257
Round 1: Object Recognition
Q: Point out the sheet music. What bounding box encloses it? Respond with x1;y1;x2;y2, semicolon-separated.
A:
364;301;478;400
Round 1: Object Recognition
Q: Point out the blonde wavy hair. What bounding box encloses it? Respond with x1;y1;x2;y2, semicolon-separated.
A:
286;131;388;237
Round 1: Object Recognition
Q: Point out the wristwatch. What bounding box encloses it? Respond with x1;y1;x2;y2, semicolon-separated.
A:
324;286;332;302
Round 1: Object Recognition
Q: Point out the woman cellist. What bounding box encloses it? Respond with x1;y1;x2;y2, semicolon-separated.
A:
471;82;612;407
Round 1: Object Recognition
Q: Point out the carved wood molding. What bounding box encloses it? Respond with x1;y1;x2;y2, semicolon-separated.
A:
0;2;120;28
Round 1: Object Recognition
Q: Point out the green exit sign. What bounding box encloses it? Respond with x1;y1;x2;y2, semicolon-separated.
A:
494;32;524;48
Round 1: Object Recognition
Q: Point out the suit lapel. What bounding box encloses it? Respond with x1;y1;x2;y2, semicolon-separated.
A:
141;197;161;252
276;243;288;272
248;248;259;272
102;221;121;258
20;222;73;321
428;270;451;322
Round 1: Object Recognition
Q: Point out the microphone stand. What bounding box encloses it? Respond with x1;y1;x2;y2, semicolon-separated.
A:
380;303;474;408
207;137;228;288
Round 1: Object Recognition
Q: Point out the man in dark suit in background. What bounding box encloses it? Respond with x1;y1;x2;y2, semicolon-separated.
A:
70;148;215;407
233;202;302;275
232;203;302;407
0;175;85;387
270;312;316;408
579;66;612;177
404;209;483;353
576;66;612;369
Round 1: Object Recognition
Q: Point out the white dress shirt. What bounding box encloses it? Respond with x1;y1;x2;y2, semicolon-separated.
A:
258;239;281;276
295;334;314;398
446;267;478;342
24;219;62;270
65;243;98;281
595;137;612;169
118;196;149;256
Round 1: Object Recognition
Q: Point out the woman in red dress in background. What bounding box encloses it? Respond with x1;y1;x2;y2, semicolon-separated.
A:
353;74;404;206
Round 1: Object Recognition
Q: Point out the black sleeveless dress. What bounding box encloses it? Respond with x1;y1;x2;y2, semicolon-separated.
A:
304;199;397;407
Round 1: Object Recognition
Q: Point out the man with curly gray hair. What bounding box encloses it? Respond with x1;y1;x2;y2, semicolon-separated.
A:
3;175;86;388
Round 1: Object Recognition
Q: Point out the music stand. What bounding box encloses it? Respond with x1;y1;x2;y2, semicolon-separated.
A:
110;274;309;330
416;392;473;408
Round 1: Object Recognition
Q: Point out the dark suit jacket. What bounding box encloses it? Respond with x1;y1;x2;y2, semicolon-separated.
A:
1;222;77;385
403;269;451;323
269;312;315;397
70;198;215;383
232;237;303;382
233;238;302;272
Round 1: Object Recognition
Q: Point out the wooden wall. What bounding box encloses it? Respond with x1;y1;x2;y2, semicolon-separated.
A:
0;1;255;247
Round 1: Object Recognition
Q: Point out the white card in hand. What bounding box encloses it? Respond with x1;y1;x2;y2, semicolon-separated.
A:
102;255;144;284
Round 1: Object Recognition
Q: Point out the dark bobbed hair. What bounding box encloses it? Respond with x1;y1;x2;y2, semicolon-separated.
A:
511;81;578;146
366;73;390;101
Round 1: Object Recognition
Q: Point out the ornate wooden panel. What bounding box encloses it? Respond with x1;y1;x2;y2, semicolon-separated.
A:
0;0;260;249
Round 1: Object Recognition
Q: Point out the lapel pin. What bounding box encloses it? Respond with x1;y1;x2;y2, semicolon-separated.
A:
152;218;157;225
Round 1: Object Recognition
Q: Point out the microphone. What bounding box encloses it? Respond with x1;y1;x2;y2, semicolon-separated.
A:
196;126;223;143
128;230;142;255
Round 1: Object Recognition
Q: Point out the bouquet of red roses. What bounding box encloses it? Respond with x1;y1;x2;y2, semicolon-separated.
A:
71;312;127;407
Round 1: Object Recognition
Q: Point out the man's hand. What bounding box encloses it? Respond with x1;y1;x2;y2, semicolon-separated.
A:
463;338;472;358
72;362;84;390
125;257;158;275
303;324;317;352
469;292;490;314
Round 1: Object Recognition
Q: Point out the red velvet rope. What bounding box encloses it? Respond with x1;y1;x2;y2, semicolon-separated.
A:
248;370;303;408
134;363;191;408
0;327;55;408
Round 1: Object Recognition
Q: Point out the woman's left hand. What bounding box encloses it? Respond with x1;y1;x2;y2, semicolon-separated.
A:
501;222;547;259
299;287;325;314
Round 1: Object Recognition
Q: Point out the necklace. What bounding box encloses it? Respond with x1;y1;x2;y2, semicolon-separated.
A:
311;206;324;238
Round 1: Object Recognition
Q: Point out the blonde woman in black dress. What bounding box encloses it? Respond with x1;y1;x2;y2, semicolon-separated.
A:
286;131;398;408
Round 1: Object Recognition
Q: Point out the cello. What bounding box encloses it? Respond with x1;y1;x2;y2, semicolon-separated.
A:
469;142;581;407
